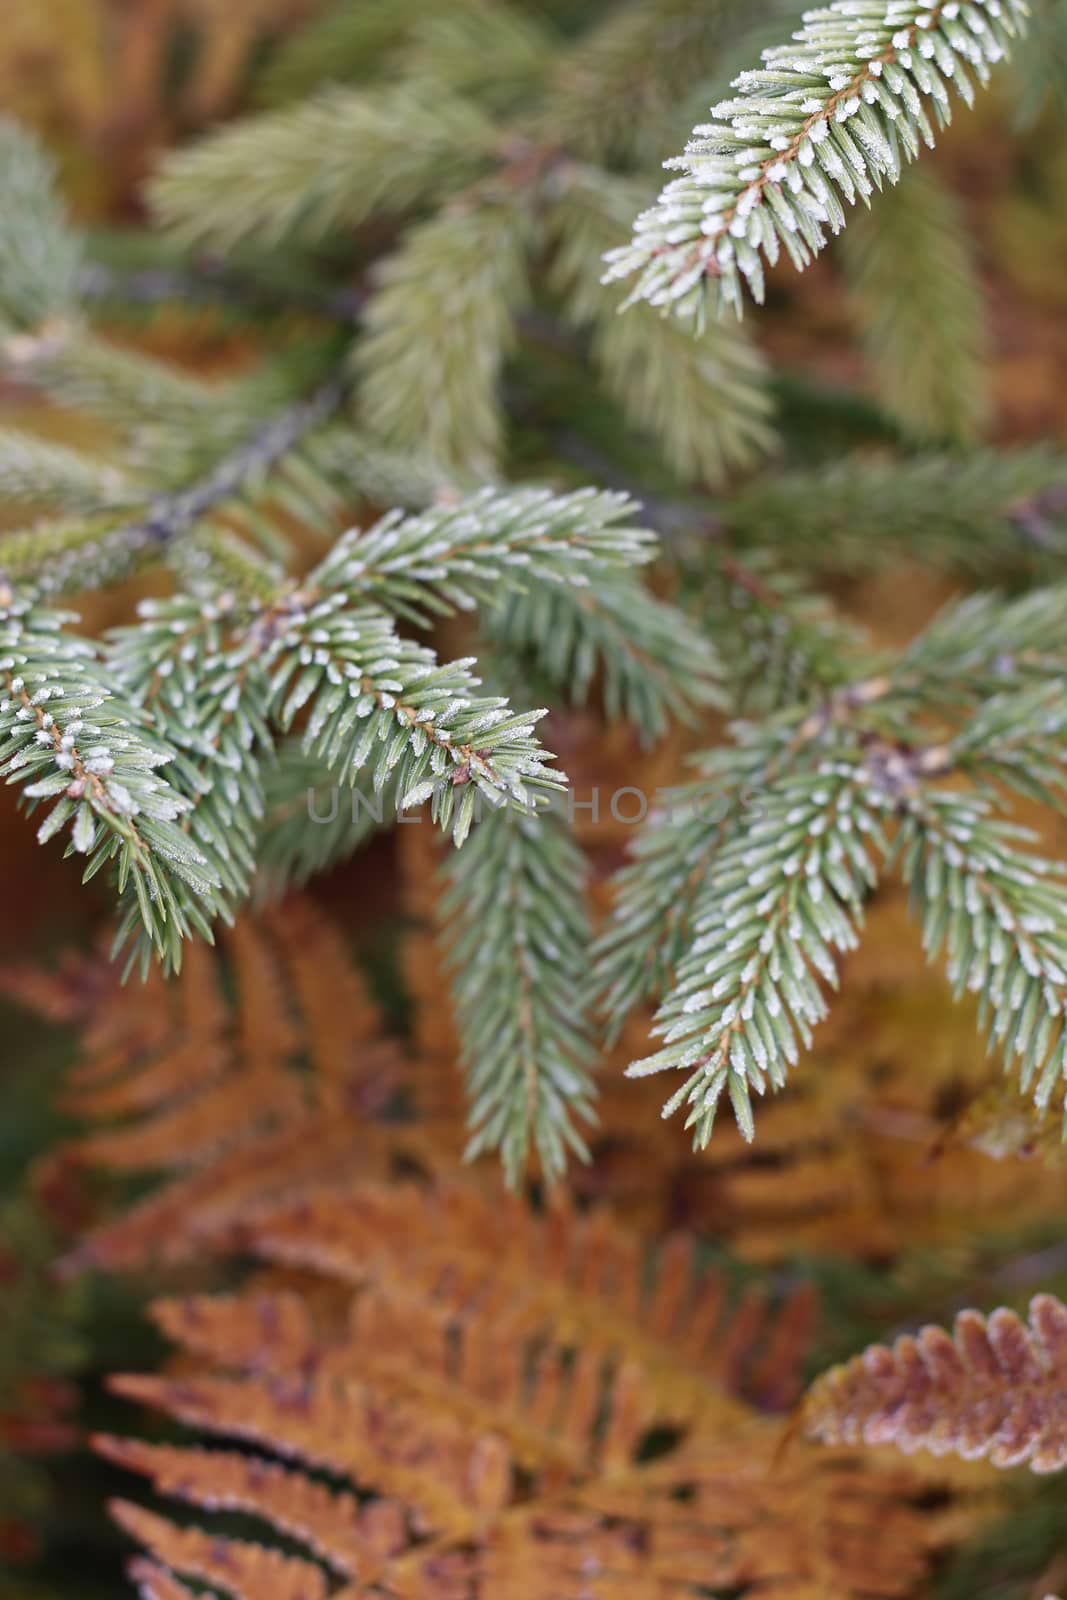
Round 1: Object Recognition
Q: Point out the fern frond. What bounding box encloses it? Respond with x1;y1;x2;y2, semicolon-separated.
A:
354;198;530;478
149;86;498;251
551;170;776;484
126;1558;207;1600
97;1438;389;1582
842;164;989;442
96;1177;954;1600
604;0;1028;322
48;904;418;1273
162;1187;817;1420
112;1503;330;1600
804;1294;1067;1472
442;805;597;1186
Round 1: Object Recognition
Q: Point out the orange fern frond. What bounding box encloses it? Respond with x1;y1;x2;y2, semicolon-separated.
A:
240;1179;815;1421
804;1294;1067;1472
127;1557;212;1600
97;1438;403;1581
112;1501;330;1600
100;1176;958;1599
48;897;433;1275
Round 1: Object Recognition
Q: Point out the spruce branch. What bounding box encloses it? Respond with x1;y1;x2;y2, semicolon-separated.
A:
0;117;82;334
486;571;724;744
693;550;865;711
842;164;989;442
254;0;434;106
103;594;276;972
592;739;806;1035
331;484;656;625
0;376;345;599
626;758;885;1145
129;374;347;550
1011;0;1067;123
717;447;1067;576
262;586;561;847
895;583;1067;702
600;583;1067;1145
77;254;368;329
256;741;393;897
897;790;1067;1112
947;682;1067;810
0;430;136;515
442;803;597;1186
149;85;500;251
397;0;555;112
4;321;219;439
605;0;1029;322
543;0;749;164
550;170;777;485
353;197;531;478
0;604;218;970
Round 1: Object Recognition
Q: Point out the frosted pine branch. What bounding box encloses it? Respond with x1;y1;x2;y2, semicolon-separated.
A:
443;804;597;1186
149;86;499;251
0;605;219;970
604;0;1029;322
626;761;884;1145
263;592;561;847
329;485;656;625
898;791;1067;1111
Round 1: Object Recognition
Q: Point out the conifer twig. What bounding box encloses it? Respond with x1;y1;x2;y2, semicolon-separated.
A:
605;0;1030;322
0;375;346;598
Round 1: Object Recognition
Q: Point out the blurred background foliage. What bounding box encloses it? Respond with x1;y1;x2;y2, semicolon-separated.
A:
1;2;1067;1597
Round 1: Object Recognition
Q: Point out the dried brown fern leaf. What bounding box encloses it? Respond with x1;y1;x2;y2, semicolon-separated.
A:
804;1295;1067;1473
38;897;434;1276
127;1559;212;1600
100;1185;961;1600
240;1177;815;1423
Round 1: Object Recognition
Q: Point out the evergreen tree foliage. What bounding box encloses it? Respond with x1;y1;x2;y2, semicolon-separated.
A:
607;0;1028;322
0;0;1064;1192
9;4;1067;1595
